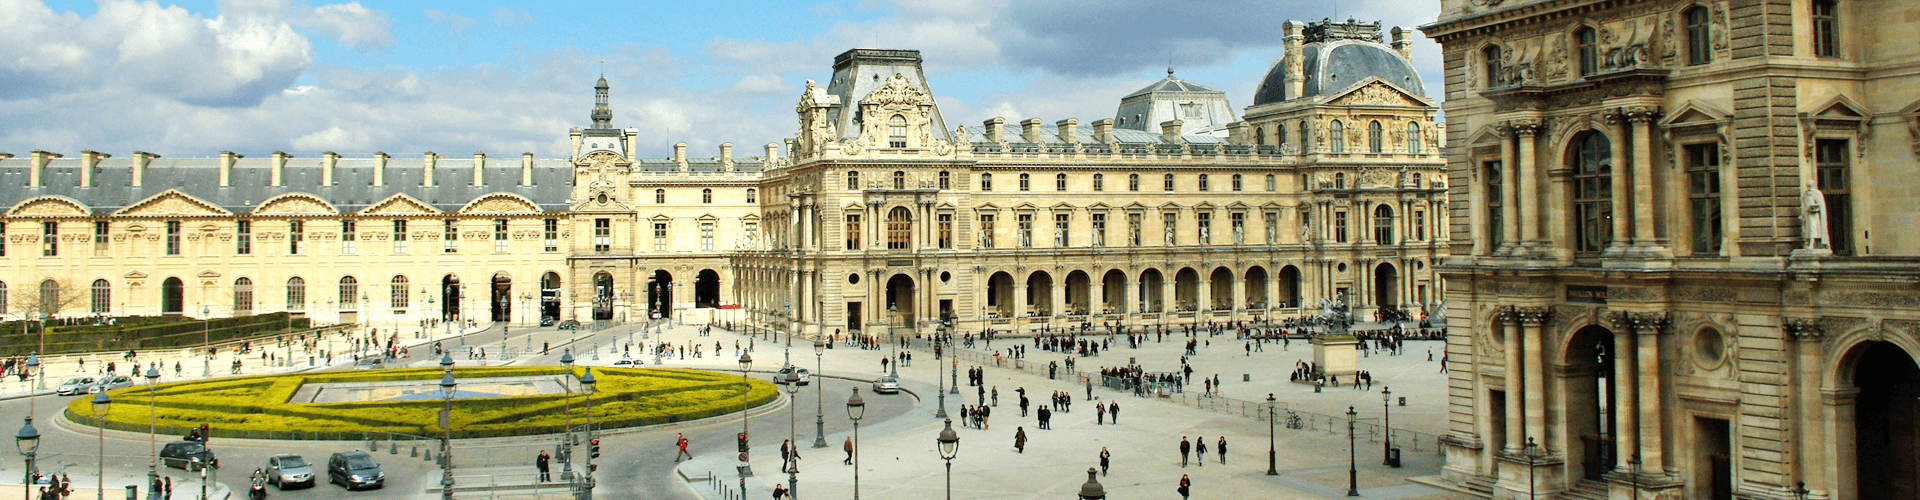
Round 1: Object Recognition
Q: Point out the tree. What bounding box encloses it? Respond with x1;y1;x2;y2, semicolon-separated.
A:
7;277;90;335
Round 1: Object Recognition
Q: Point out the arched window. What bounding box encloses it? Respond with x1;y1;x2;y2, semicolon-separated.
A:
1576;27;1599;75
1811;0;1837;57
1198;174;1210;192
1329;120;1346;152
1368;121;1384;153
846;171;860;190
1408;122;1424;153
980;173;994;191
888;115;907;148
1231;174;1243;191
339;276;358;308
234;277;253;315
1482;45;1503;87
1092;173;1105;191
1571;132;1614;252
1373;205;1395;243
893;171;905;190
1335;173;1347;189
701;188;713;204
91;279;109;314
1128;173;1140;191
39;280;58;315
1265;174;1276;191
1254;128;1265;145
1055;173;1067;191
390;275;409;309
1686;6;1712;65
1298;120;1309;152
887;207;912;250
746;188;757;203
938;171;951;190
1163;174;1175;191
0;282;8;315
1019;173;1031;191
654;189;666;203
1276;124;1287;150
286;277;305;311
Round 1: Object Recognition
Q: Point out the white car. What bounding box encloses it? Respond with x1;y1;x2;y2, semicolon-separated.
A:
871;375;901;394
771;367;811;386
89;375;133;393
56;377;96;396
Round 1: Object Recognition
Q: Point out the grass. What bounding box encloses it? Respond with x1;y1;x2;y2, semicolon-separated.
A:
68;367;779;440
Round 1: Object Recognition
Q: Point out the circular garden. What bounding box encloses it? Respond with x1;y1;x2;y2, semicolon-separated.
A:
66;367;779;440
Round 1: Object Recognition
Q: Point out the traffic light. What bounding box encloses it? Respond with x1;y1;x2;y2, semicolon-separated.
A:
198;424;210;443
590;439;601;459
737;432;749;462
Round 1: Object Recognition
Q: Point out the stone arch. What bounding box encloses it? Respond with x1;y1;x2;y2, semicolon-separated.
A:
254;193;339;215
1100;269;1127;314
885;273;915;330
1138;268;1166;312
1209;267;1235;310
986;271;1016;318
1831;337;1920;500
459;193;541;214
1174;267;1200;311
1561;323;1621;482
9;195;90;218
1064;270;1092;315
1026;270;1055;316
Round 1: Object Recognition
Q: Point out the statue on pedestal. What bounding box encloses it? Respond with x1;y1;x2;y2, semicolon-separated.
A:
1802;181;1830;251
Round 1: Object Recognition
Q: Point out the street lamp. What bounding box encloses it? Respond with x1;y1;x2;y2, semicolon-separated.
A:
1346;405;1359;497
91;391;111;500
559;349;575;480
739;351;753;484
813;338;827;449
1383;386;1394;466
935;340;948;419
846;388;865;500
202;305;212;376
782;369;800;500
1076;467;1105;500
17;415;40;500
1525;437;1541;499
145;367;160;498
948;355;958;395
580;368;598;498
438;356;456;500
1266;393;1278;476
936;418;958;500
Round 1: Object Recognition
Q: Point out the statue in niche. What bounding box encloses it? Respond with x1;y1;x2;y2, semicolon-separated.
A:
1802;181;1830;251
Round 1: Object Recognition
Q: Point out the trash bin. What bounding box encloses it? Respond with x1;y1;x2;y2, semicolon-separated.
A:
125;485;138;500
1398;396;1407;407
1387;447;1402;468
1243;374;1251;382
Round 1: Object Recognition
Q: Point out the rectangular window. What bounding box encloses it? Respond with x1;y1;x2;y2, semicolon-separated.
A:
979;214;996;248
340;220;355;254
1091;213;1106;247
94;221;108;256
594;218;612;252
543;218;559;252
981;174;993;191
494;219;509;253
1414;210;1427;241
744;221;759;246
1196;212;1212;245
1019;175;1030;191
938;213;953;249
1816;139;1851;254
1128;213;1142;246
1230;212;1245;245
1163;212;1177;246
1265;175;1276;191
1055;174;1067;191
443;219;458;253
1264;212;1279;244
166;221;181;255
1018;213;1034;248
1053;213;1070;247
288;220;303;255
653;222;668;251
700;221;714;250
1812;0;1837;58
1485;161;1504;251
235;220;251;255
42;221;56;256
392;220;407;254
1164;175;1175;191
0;223;7;257
1093;175;1104;192
1334;211;1349;243
1129;175;1140;191
845;214;862;250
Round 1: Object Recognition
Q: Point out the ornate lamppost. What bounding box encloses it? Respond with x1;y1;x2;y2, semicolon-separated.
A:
1076;467;1105;500
202;305;212;376
846;388;865;500
145;367;160;499
580;368;598;499
1383;386;1394;466
558;349;575;482
1346;406;1359;497
17;415;40;500
739;350;753;493
935;341;948;419
936;418;958;500
783;370;800;499
1266;393;1278;476
438;355;457;500
92;391;111;500
812;338;827;448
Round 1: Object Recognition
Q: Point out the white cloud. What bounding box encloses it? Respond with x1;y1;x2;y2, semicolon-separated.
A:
731;74;790;94
301;2;394;49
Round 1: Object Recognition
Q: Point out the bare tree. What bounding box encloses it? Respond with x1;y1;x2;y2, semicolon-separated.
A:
7;276;90;333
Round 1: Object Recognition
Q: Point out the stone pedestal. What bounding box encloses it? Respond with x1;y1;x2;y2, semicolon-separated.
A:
1494;452;1564;500
1313;335;1358;380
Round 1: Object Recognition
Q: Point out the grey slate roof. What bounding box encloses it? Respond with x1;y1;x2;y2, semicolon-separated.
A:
1253;40;1424;106
954;124;1222;146
1122;74;1224;99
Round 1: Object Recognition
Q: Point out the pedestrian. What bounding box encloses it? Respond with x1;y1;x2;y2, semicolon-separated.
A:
536;450;551;481
1085;378;1093;400
675;433;693;462
991;386;999;406
1179;436;1191;467
1177;474;1191;500
1196;436;1207;466
1019;393;1030;417
1109;401;1119;423
1095;403;1105;425
960;405;970;428
1218;436;1228;464
1099;447;1111;476
843;436;855;465
1038;405;1051;429
773;483;789;499
1014;426;1027;453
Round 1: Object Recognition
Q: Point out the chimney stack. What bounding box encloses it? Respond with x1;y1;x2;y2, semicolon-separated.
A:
132;151;159;187
1390;27;1412;61
1227;122;1250;145
983;117;1005;143
269;151;287;187
80;150;110;188
218;151;240;187
673;142;688;171
422;152;438;187
1160;120;1184;142
472;152;486;187
321;152;339;187
766;143;780;166
719;143;734;171
1021;117;1044;143
1055;118;1079;143
371;152;388;187
28;150;60;188
1091;119;1114;143
520;153;534;186
1284;21;1306;100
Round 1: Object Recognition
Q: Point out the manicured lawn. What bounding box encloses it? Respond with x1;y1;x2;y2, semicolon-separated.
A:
68;367;778;440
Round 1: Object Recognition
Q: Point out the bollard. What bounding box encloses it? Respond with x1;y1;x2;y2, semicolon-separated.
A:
423;448;432;461
1243;373;1250;382
1399;396;1407;407
369;439;378;452
411;446;419;457
390;440;399;454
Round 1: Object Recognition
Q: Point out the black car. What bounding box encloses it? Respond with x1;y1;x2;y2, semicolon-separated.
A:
540;317;556;327
159;441;218;471
327;451;384;490
556;320;581;330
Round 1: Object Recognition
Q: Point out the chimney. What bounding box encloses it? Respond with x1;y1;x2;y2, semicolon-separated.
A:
472;152;486;187
1390;27;1413;61
371;152;388;187
766;143;780;165
569;128;582;160
1284;21;1306;100
1091;118;1114;143
422;152;438;187
719;143;734;171
218;151;240;187
673;142;688;171
80;150;110;188
132;151;159;187
1227;122;1250;145
321;152;339;187
1055;118;1079;143
625;128;640;161
1160;120;1184;142
1021;117;1044;143
521;153;534;186
983;117;1005;143
28;150;60;188
269;151;287;187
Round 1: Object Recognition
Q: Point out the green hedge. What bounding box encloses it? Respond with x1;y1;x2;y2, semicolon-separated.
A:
0;313;313;356
69;367;780;440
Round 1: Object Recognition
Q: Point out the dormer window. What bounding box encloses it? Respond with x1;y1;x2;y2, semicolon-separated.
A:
888;115;907;148
1576;28;1599;76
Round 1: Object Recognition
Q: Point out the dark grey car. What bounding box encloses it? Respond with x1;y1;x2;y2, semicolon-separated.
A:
327;451;384;490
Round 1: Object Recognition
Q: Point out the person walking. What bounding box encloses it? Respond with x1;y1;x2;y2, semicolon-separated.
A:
1099;447;1111;476
991;386;999;406
1019;392;1030;417
843;436;854;465
536;450;551;481
1014;427;1027;453
1177;474;1191;500
980;403;991;429
1109;401;1120;424
1095;402;1105;425
1217;436;1228;464
772;483;789;499
675;433;693;462
1179;436;1191;467
1037;405;1051;429
1195;436;1207;467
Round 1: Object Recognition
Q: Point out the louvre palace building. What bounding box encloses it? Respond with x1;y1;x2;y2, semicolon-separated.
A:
1421;0;1920;498
0;22;1444;346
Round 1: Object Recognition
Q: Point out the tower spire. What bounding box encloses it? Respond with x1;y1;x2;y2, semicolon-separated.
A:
590;74;613;129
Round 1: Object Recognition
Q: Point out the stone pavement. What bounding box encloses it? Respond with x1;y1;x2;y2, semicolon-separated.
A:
663;325;1472;500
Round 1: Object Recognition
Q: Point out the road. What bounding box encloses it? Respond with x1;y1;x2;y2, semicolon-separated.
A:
0;323;916;500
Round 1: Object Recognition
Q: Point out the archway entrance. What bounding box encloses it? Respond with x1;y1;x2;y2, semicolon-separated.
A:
1244;266;1268;310
162;277;184;315
1853;342;1920;499
1278;266;1301;309
646;270;673;319
1065;271;1091;315
1564;325;1617;482
986;272;1015;318
1174;268;1199;311
885;274;914;331
1209;267;1234;310
441;275;460;321
490;273;511;323
1101;270;1127;314
593;272;614;320
541;272;561;322
1374;262;1399;308
1027;271;1054;316
1139;269;1165;312
695;269;720;308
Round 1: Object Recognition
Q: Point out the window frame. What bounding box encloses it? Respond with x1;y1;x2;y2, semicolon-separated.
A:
1329;120;1346;152
1576;27;1599;76
1570;132;1614;253
1684;142;1723;255
1685;6;1712;65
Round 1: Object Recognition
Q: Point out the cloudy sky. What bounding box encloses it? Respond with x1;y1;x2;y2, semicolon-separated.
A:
0;0;1443;160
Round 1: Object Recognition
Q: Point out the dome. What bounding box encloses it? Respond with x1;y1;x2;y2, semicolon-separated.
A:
1252;40;1423;106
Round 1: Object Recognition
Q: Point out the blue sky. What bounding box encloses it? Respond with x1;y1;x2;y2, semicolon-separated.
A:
0;0;1443;159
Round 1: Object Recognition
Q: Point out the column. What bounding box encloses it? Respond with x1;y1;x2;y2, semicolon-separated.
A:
1016;280;1029;318
1634;312;1668;472
1500;307;1524;454
1515;122;1542;245
1049;277;1066;319
1197;273;1212;312
1091;278;1106;315
1499;124;1520;249
1607;109;1631;251
1231;278;1245;316
1629;108;1659;246
1606;313;1639;472
1518;307;1550;450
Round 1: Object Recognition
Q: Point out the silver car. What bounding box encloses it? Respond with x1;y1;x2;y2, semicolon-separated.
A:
266;454;315;489
871;375;901;394
771;367;810;386
56;377;96;396
89;375;132;393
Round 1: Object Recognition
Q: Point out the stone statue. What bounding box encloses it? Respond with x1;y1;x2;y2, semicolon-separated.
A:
1802;181;1830;250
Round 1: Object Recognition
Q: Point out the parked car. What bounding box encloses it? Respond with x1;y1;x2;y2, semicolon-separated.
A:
265;454;315;489
871;375;901;394
326;451;385;490
612;357;635;366
540;317;556;327
55;377;96;396
89;375;132;393
556;320;581;330
771;366;811;385
159;441;218;471
352;358;385;370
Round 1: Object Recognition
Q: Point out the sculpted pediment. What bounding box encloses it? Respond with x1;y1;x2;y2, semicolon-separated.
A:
117;190;231;217
255;194;338;216
860;74;934;108
363;194;439;215
1326;79;1431;108
462;193;541;215
11;196;89;217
